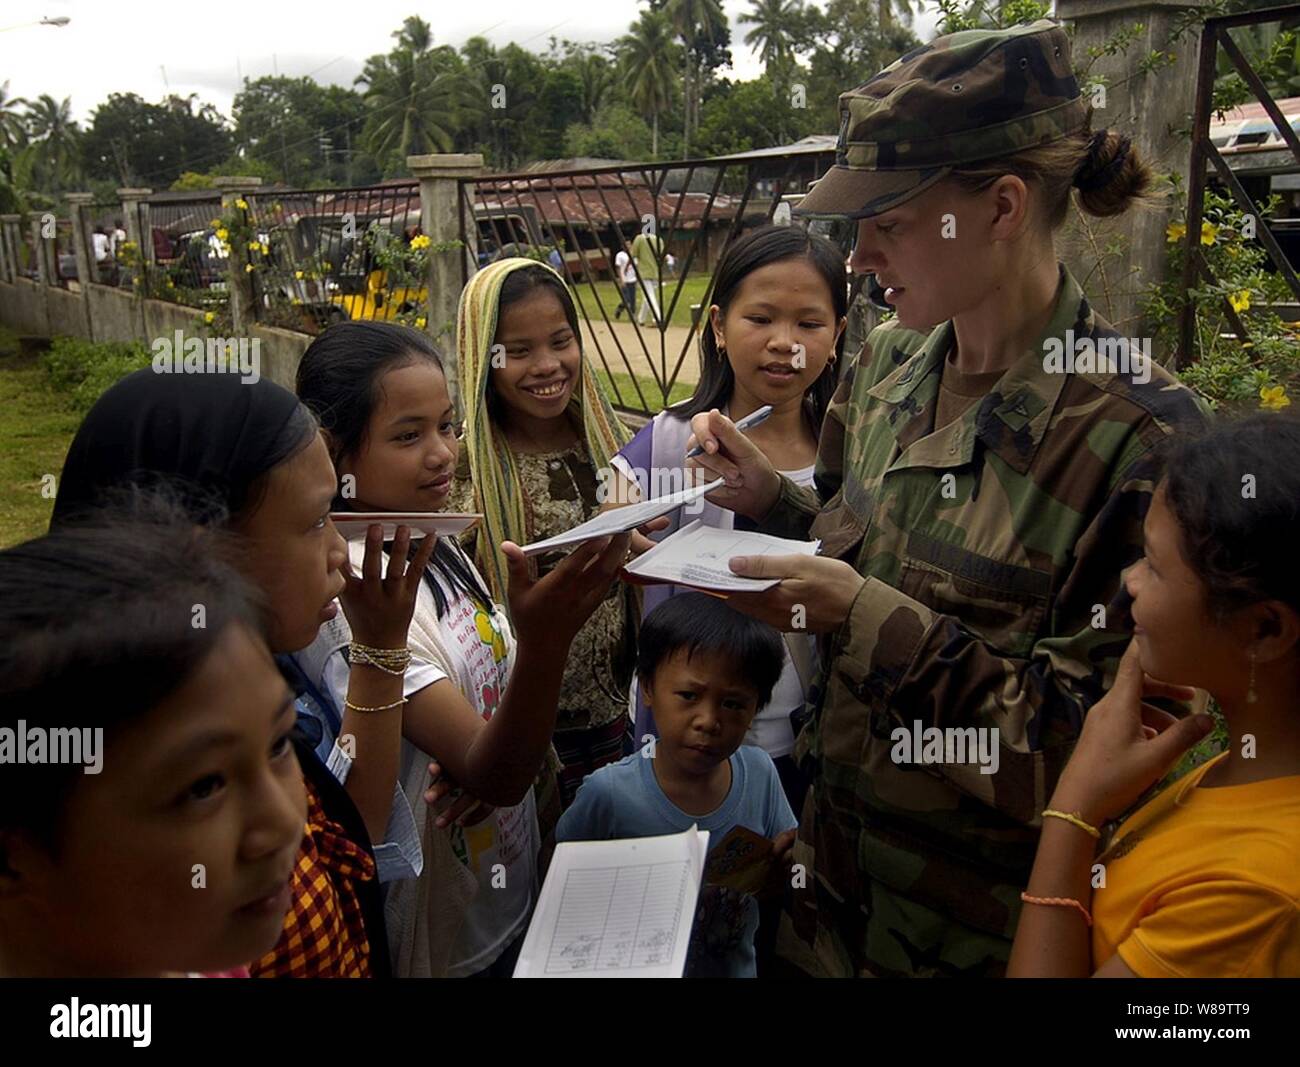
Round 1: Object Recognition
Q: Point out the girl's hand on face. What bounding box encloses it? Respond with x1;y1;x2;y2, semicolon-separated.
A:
720;553;865;634
338;524;438;649
686;409;782;520
502;532;632;650
423;760;497;828
1049;642;1213;827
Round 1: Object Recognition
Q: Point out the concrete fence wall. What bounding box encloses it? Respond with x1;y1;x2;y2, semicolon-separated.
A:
0;154;480;401
0;277;311;389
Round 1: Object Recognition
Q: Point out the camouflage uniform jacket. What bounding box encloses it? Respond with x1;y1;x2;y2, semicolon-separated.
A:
757;265;1209;977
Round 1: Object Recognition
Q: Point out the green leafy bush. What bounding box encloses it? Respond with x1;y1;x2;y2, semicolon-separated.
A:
1144;186;1300;416
41;336;153;415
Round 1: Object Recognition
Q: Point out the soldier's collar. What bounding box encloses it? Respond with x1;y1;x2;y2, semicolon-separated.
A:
866;265;1085;474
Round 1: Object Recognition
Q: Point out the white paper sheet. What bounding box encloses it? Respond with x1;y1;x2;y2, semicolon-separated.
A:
517;478;724;556
622;519;821;591
513;827;709;978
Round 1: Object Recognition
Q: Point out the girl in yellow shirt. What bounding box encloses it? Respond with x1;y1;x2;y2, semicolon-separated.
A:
1009;414;1300;978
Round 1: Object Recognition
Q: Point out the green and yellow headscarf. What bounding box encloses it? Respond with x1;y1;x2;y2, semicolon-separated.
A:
456;257;630;607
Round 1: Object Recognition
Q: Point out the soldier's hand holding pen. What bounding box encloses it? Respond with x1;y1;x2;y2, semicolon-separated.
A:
686;408;783;519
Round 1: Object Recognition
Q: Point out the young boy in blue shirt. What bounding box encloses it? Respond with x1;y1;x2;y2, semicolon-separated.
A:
556;593;798;977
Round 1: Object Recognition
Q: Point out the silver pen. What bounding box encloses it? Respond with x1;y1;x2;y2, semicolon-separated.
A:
685;404;774;459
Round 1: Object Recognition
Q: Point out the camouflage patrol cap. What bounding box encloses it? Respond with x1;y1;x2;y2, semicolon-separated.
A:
796;19;1088;219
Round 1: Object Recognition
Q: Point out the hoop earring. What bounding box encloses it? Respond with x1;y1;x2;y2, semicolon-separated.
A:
1247;648;1258;704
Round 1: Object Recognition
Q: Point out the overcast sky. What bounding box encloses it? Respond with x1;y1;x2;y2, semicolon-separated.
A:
2;0;941;125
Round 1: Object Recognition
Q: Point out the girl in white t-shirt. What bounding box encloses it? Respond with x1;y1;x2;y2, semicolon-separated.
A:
605;224;848;813
294;321;630;977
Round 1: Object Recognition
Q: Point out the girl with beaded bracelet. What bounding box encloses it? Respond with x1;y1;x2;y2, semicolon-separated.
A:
1008;417;1300;978
294;321;631;977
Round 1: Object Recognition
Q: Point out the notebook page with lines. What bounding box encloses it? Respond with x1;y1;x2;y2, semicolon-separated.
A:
513;828;709;978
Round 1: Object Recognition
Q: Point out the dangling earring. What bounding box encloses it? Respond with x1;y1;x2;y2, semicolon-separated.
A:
1247;648;1258;704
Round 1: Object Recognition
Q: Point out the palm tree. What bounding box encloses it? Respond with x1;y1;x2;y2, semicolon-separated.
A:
665;0;727;157
358;17;462;165
620;12;678;160
742;0;803;78
21;94;80;193
0;81;28;154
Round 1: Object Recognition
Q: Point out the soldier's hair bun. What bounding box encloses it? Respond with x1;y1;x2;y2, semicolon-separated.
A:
1072;128;1149;218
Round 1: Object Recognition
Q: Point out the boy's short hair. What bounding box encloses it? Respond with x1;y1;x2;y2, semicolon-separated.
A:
637;593;785;709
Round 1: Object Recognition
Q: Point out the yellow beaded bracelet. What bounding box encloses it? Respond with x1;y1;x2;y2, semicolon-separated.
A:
1042;808;1100;839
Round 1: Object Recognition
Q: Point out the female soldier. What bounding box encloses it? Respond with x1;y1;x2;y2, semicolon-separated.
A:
686;20;1209;977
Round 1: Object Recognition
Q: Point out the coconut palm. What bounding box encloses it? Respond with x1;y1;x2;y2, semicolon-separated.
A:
358;17;463;164
741;0;804;77
665;0;727;157
21;94;81;193
0;82;29;154
620;11;678;160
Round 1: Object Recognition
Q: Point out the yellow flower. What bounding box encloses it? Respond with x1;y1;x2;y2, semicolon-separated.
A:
215;227;228;242
1201;221;1218;246
1260;385;1291;411
209;218;221;229
410;234;431;250
1226;244;1240;258
247;240;261;251
294;270;304;280
1166;222;1186;243
234;198;248;211
166;279;174;288
204;311;215;324
259;242;269;256
245;263;255;273
415;316;427;329
1228;289;1251;314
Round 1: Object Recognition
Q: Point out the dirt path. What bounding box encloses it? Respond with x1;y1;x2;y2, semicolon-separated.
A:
581;317;702;390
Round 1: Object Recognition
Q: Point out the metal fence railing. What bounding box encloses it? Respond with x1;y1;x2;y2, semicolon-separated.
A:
1180;3;1300;364
458;149;843;416
143;192;226;307
245;182;425;334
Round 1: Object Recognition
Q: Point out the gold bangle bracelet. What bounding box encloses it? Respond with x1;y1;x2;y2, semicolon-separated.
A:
1042;808;1101;839
343;697;407;714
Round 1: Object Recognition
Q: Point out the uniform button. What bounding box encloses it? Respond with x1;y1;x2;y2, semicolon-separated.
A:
949;442;957;454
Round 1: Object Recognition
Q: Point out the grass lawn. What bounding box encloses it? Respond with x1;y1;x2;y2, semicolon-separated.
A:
0;326;79;548
597;367;695;416
573;274;712;329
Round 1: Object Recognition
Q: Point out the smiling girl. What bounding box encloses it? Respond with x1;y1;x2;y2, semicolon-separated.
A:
452;259;638;807
295;321;631;976
605;224;847;809
1009;415;1300;977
